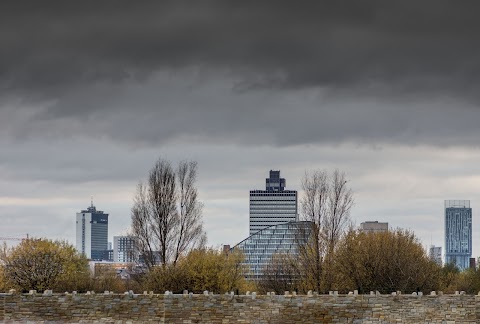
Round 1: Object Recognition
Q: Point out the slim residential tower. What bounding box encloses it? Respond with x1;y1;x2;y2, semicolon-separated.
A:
76;202;109;260
445;200;472;270
249;170;298;235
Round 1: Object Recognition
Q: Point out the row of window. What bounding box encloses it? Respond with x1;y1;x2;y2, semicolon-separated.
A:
250;202;296;205
250;197;296;201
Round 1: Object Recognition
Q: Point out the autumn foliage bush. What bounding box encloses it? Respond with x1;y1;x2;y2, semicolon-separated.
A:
0;239;91;293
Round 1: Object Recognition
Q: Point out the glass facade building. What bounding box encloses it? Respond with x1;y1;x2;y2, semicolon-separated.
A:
249;170;297;235
445;200;472;270
76;203;109;260
232;221;311;280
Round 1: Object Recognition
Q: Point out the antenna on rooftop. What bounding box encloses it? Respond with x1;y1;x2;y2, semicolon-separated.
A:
91;195;94;208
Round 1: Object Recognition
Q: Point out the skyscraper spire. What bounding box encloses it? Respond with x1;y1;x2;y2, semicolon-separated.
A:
91;195;94;208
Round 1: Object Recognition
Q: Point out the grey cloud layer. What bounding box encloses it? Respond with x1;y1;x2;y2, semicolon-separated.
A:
2;1;480;148
2;1;480;97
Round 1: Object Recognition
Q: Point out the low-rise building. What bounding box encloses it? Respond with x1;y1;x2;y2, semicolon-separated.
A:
359;221;388;233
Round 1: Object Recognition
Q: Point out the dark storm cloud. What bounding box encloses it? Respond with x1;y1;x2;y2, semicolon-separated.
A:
2;1;480;148
2;1;480;101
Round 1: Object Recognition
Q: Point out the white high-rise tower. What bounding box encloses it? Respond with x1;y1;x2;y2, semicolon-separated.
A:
249;170;298;235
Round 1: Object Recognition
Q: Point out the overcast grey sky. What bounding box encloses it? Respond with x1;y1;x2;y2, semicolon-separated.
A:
2;1;480;256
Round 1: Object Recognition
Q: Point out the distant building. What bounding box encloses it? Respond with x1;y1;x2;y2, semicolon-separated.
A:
249;170;298;235
429;245;442;266
88;260;136;279
445;200;472;271
113;236;138;263
470;258;476;270
103;249;114;262
232;221;311;280
76;202;108;260
359;221;388;233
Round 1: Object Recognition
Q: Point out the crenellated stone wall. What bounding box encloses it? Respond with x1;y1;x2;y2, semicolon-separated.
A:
1;291;480;323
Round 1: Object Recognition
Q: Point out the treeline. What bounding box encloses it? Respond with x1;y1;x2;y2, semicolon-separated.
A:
1;232;478;295
259;228;446;294
0;238;253;294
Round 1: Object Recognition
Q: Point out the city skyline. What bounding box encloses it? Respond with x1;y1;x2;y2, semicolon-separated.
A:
2;2;480;258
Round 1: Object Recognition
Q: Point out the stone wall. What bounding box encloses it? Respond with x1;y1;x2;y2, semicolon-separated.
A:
1;291;480;323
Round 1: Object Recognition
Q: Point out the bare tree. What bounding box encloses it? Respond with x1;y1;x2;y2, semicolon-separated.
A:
298;169;353;292
259;253;300;294
130;158;205;268
173;161;205;265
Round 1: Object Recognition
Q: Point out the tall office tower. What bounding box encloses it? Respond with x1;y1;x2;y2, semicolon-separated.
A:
76;202;109;260
113;236;138;263
445;200;472;270
249;170;298;235
429;245;442;266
